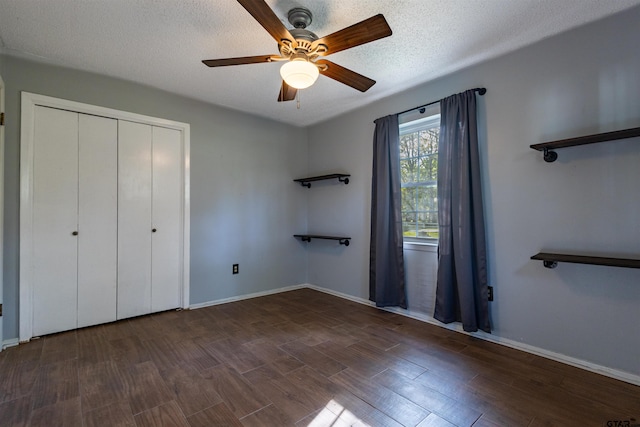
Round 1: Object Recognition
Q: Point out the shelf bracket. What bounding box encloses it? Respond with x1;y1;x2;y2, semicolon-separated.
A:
301;236;312;242
543;147;558;163
339;238;350;246
338;176;349;185
543;260;558;269
299;181;312;188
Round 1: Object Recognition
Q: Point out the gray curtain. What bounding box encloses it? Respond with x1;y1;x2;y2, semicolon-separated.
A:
369;115;407;308
434;90;490;332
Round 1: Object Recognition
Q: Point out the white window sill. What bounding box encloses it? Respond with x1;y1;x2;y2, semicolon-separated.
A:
403;240;438;252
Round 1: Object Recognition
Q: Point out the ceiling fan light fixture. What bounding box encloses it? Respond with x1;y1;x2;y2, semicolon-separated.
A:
280;58;319;89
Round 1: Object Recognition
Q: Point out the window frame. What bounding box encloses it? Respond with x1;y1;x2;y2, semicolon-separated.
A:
399;106;441;245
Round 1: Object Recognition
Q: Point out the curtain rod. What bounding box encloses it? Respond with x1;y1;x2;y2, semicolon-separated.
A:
396;87;486;117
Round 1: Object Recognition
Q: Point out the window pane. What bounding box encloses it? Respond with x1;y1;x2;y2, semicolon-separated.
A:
399;133;417;159
402;211;417;237
419;128;439;155
416;186;437;212
400;158;417;184
399;110;440;240
416;212;438;239
418;154;437;183
401;187;416;213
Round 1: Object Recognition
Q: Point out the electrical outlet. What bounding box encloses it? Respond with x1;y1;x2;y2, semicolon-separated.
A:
488;286;494;301
232;264;239;274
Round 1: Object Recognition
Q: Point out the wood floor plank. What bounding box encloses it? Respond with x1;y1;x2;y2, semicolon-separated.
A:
374;368;482;426
187;402;244;427
83;400;135;427
159;363;223;417
321;390;405;427
0;360;40;404
108;336;151;366
456;375;538;426
202;337;265;374
559;373;640;415
0;395;31;427
31;358;79;410
387;342;478;382
40;331;78;365
315;340;388;378
295;407;353;427
240;403;295;426
172;339;220;372
280;340;346;377
417;413;457;427
133;400;190;427
79;360;128;413
29;396;83;427
1;339;43;366
201;364;271;419
242;338;297;367
77;327;116;367
350;341;427;380
508;375;626;424
413;370;469;401
143;337;182;372
330;323;399;351
123;361;175;415
243;365;321;423
330;368;430;426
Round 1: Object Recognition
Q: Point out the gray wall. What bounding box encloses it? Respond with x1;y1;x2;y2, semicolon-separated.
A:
306;7;640;376
1;55;309;340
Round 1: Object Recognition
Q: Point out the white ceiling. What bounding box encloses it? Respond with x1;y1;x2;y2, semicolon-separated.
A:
1;0;639;127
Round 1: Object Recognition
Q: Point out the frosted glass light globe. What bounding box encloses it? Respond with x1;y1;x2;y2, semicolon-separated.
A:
280;59;319;89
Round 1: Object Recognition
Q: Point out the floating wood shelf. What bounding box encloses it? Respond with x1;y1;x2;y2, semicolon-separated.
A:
294;173;350;188
531;252;640;269
294;234;351;246
530;126;640;162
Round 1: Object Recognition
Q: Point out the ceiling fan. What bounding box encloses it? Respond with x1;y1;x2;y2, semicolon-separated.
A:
202;0;392;102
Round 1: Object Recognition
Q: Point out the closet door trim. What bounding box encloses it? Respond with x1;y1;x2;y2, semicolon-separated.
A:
20;92;191;342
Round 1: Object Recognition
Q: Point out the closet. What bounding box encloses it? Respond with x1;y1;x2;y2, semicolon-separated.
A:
20;93;190;340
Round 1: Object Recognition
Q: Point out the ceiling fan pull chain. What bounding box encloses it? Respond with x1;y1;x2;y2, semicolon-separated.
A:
297;90;301;109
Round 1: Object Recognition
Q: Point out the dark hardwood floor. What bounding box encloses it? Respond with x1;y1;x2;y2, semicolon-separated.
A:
0;288;638;426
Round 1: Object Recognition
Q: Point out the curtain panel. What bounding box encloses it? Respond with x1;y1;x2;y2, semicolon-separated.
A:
434;90;490;333
369;115;407;309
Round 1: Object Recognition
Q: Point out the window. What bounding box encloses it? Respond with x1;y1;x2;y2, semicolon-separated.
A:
399;108;440;242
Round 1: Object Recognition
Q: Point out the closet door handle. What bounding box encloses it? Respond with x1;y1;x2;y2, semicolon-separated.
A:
72;231;79;236
152;228;157;233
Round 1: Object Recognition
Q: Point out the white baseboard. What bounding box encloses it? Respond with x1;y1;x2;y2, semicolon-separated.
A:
189;284;307;310
305;284;640;387
2;338;20;351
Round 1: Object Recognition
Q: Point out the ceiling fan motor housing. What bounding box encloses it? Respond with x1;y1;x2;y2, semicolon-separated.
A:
279;8;319;55
287;7;313;29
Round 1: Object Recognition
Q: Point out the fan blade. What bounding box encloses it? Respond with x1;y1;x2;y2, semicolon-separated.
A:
202;55;277;67
277;80;297;102
312;14;392;56
316;60;376;92
237;0;297;48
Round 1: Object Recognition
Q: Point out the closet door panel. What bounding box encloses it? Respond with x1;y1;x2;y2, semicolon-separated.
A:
151;126;183;312
118;120;152;319
32;107;78;336
77;114;118;328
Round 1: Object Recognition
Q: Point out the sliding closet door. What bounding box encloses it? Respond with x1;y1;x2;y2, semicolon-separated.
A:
117;120;153;319
32;107;79;336
77;114;118;328
151;127;183;312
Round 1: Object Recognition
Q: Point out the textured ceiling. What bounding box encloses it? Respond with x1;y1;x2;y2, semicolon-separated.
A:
1;0;639;127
